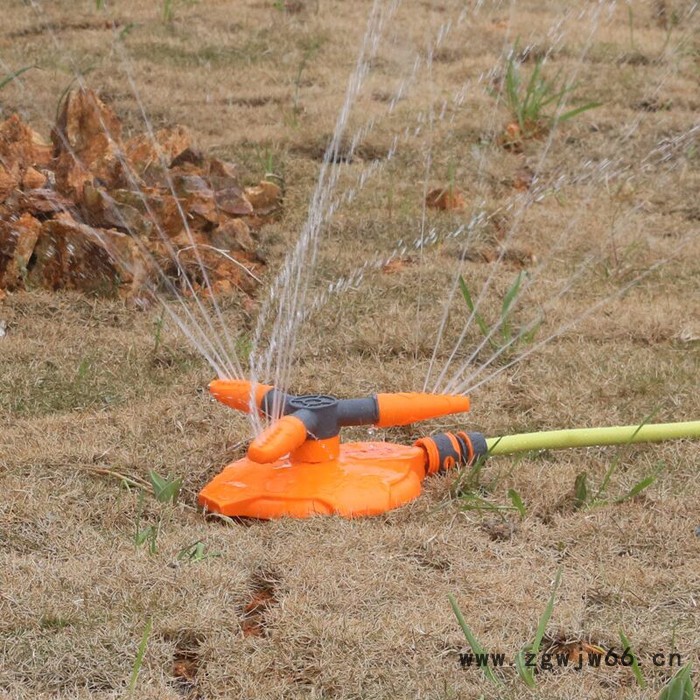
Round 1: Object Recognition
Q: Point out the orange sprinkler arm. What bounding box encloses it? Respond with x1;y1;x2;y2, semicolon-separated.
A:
209;381;470;426
208;379;274;413
248;415;309;463
375;393;470;427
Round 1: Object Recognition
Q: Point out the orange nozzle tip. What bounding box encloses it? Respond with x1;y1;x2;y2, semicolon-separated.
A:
375;392;470;427
208;379;273;413
248;415;308;463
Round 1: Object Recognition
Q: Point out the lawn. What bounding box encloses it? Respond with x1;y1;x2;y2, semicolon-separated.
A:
1;1;698;698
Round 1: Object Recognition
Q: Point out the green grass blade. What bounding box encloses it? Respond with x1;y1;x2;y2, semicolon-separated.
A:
519;317;542;345
499;273;521;342
458;493;515;514
148;470;182;504
532;567;562;653
658;663;694;700
508;488;526;517
595;409;660;501
516;567;562;688
118;22;136;41
0;65;34;91
448;594;501;686
619;629;646;688
539;82;576;109
134;489;144;542
505;58;520;122
574;472;588;509
515;649;536;688
522;60;541;117
615;474;657;504
458;274;475;311
128;616;153;694
501;271;524;325
458;275;491;340
557;101;602;123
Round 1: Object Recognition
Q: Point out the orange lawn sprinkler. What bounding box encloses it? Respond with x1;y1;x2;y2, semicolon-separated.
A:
198;379;486;519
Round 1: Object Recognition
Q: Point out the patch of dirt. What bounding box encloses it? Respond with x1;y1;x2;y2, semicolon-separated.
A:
425;186;465;211
171;632;204;697
7;19;124;38
240;571;279;638
290;135;390;163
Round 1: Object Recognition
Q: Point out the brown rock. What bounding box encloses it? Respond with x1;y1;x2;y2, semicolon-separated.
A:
111;189;184;238
499;122;523;152
0;89;268;298
125;126;191;181
170;147;203;168
207;158;243;195
512;165;534;192
7;188;74;217
27;214;144;296
30;130;52;168
0;167;18;201
0;212;42;288
244;180;282;215
52;89;124;200
187;192;219;226
208;158;240;181
22;166;47;190
148;193;188;238
172;174;210;197
212;258;259;294
0;114;40;200
163;173;216;227
215;187;253;216
83;185;153;237
381;257;414;274
210;218;254;252
211;278;235;296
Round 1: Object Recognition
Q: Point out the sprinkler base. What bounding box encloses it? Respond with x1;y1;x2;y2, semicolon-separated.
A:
198;442;427;519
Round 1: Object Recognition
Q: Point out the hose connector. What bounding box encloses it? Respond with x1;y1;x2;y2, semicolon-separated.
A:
414;431;488;475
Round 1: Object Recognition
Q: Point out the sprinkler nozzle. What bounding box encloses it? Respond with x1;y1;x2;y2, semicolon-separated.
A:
375;393;470;426
248;414;309;463
208;379;273;413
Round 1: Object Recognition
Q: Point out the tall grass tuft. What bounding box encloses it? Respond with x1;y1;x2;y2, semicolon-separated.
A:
502;53;600;138
448;594;502;687
659;663;694;700
515;567;562;688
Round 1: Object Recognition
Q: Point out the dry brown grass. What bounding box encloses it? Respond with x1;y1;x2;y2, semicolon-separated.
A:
1;1;699;698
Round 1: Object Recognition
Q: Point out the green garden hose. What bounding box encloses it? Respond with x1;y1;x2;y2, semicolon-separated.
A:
485;421;700;456
416;421;700;473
